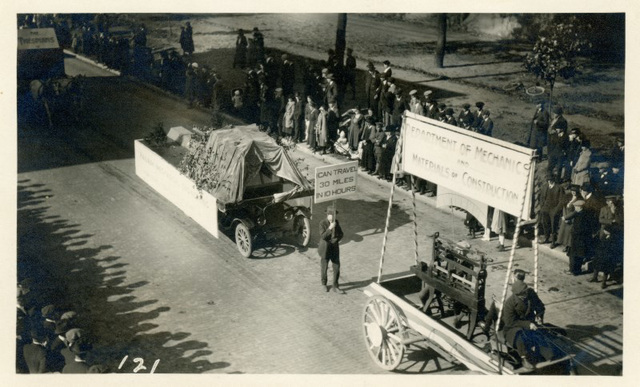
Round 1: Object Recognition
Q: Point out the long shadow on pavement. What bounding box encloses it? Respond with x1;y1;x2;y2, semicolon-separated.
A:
18;180;230;373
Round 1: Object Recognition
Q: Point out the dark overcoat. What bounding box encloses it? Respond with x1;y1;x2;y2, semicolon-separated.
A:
318;219;343;261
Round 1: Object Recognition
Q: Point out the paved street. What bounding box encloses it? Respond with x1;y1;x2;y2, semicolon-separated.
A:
16;54;622;376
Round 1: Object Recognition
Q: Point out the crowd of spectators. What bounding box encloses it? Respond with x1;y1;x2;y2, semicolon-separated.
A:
22;13;625;288
17;278;108;373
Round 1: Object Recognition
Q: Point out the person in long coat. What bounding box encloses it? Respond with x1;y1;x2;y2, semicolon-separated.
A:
293;92;305;142
283;95;295;139
373;124;386;176
565;199;598;275
590;196;623;288
307;100;319;150
318;206;344;292
380;128;398;180
315;105;329;152
529;101;550;158
479;110;494;136
360;116;376;172
259;81;272;129
556;185;580;252
347;108;364;151
502;281;551;369
364;63;381;115
233;29;247;69
571;140;592;186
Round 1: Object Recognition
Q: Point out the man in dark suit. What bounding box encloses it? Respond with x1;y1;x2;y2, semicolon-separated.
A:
364;62;380;115
547;106;569;174
503;281;551;370
529;101;550;159
23;325;50;373
472;101;485;130
479;110;493;136
457;103;474;129
324;74;338;107
318;206;344;293
566;199;599;275
423;92;438;119
538;175;564;247
280;54;295;98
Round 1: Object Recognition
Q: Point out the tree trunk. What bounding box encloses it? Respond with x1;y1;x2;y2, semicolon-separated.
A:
335;13;347;68
435;14;447;68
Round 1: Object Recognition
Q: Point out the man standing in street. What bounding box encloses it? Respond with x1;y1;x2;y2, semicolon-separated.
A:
318;206;344;293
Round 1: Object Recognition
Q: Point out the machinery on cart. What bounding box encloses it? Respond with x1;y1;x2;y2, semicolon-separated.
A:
361;112;575;375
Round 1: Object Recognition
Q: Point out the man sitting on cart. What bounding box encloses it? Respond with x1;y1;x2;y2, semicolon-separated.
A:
502;279;556;370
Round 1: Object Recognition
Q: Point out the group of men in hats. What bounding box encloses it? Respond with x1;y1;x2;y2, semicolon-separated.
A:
17;292;107;373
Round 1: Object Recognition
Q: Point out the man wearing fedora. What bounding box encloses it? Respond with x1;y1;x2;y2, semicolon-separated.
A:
318;206;344;293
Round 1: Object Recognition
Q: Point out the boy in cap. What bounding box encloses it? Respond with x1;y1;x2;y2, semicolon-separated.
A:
444;108;458;126
318;206;344;293
472;101;485;129
479;110;493;137
408;89;423;115
382;60;392;80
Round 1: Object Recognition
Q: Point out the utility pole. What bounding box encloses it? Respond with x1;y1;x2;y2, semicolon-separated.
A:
335;13;347;68
435;13;447;68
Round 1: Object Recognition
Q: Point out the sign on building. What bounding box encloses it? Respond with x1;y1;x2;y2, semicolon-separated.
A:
402;112;536;219
314;161;358;204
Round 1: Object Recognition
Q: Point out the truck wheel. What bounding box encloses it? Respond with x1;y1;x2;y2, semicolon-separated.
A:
294;215;311;247
235;222;253;258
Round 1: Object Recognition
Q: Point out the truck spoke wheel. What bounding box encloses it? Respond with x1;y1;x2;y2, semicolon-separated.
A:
235;222;253;258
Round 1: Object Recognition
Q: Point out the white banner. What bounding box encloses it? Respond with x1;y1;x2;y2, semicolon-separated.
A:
314;161;358;204
402;112;535;219
18;28;60;50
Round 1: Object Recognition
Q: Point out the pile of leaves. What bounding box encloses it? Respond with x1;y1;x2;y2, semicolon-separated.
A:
144;123;168;148
178;127;232;194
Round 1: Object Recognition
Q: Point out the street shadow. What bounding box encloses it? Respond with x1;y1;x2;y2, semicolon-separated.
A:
309;198;412;247
557;324;622;376
17;181;230;373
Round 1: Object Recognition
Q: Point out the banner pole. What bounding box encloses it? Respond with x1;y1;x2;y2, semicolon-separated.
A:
495;156;534;331
377;115;405;283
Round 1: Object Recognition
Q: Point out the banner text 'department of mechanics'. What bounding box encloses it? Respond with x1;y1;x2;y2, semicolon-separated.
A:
402;112;535;218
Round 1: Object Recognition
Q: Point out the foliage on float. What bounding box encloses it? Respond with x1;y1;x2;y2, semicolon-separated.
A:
178;126;224;193
144;122;168;148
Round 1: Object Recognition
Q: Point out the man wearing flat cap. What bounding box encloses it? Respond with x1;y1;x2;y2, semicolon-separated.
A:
529;101;550;159
479;110;493;137
423;93;438;120
472;101;485;130
409;90;424;115
502;279;550;370
458;103;474;129
444;108;458;126
318;206;344;293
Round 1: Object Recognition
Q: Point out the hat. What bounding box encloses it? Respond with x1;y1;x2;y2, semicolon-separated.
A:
60;311;77;321
546;173;557;182
581;139;591;148
475;101;485;108
366;61;375;70
423;90;433;97
70;338;92;355
253;27;259;32
384;125;394;133
30;325;48;342
438;103;446;110
383;60;391;66
325;206;339;214
605;194;620;201
569;184;581;193
580;182;593;192
326;73;334;80
191;62;198;68
41;304;57;319
482;109;491;116
512;280;528;296
462;103;471;109
65;328;85;345
513;269;526;281
445;108;454;116
281;54;289;60
553;106;563;114
275;87;283;92
365;115;376;124
573;199;586;207
409;89;418;96
394;88;403;95
347;48;353;53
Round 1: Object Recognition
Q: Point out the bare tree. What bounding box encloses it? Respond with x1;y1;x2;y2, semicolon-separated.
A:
335;13;347;68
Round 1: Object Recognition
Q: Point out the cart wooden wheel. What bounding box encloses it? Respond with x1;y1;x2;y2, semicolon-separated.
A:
235;222;253;258
362;296;406;371
294;215;311;247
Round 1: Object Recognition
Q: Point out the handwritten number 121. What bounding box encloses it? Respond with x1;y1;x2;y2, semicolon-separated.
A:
118;355;160;373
